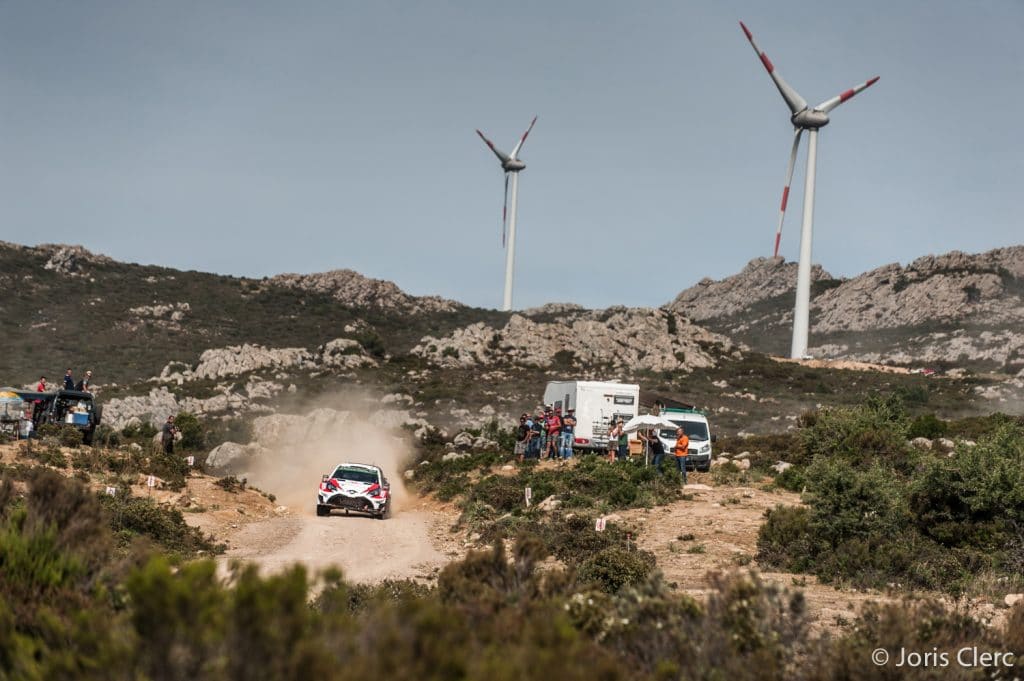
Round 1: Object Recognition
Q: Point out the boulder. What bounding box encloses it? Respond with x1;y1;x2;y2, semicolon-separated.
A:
771;461;793;474
403;469;415;481
206;442;268;474
536;495;561;512
735;459;751;471
936;438;956;450
910;437;933;450
442;451;470;462
710;458;731;468
734;451;751;460
1005;593;1024;608
452;432;475;450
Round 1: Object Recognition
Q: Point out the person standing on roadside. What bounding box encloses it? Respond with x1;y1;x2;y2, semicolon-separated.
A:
648;430;666;474
559;408;576;460
674;427;690;484
63;369;75;391
607;419;622;462
616;420;630;462
162;416;178;455
545;408;562;460
528;413;544;460
515;414;529;461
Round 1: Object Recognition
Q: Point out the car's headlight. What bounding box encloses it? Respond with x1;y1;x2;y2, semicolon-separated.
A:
699;444;711;454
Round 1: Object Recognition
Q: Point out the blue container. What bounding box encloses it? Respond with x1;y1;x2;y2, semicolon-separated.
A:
71;413;89;426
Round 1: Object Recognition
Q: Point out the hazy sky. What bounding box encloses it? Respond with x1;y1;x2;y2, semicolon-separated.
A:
2;1;1022;310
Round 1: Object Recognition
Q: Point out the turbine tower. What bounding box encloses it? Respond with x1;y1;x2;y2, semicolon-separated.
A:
739;21;878;359
476;116;537;311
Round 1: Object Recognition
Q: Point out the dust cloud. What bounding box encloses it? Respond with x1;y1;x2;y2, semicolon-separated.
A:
241;392;415;515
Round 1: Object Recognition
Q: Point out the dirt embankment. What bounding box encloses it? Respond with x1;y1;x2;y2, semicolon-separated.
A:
621;482;892;633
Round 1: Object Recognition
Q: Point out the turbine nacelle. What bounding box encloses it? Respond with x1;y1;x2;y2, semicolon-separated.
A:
502;159;526;172
791;109;829;129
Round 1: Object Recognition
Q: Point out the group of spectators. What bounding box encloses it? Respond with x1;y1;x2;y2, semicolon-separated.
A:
35;368;95;395
513;410;693;483
515;406;577;461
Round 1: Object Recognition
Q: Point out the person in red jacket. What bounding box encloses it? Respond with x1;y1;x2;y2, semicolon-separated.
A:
545;408;562;460
674;427;690;484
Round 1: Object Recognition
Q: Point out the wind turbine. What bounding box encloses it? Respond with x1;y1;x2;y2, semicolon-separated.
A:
476;116;537;311
739;21;878;359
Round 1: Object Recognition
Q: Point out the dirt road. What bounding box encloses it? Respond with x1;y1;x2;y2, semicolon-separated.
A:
219;500;457;582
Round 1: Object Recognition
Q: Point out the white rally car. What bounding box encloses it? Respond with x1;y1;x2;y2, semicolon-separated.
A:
316;463;392;519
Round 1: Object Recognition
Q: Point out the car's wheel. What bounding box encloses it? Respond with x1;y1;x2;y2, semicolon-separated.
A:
316;505;330;517
378;503;391;520
82;429;94;446
699;464;710;472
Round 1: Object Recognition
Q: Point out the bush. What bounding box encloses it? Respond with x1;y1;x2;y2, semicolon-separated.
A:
174;411;205;450
214;475;247;493
101;491;220;558
907;413;948;439
58;426;83;449
577;546;656;593
759;412;1024;594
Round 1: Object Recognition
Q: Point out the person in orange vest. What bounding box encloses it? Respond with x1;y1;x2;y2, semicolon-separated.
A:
673;427;690;484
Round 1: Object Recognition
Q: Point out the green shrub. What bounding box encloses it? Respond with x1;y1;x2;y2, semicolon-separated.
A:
907;413;948;439
58;426;83;449
174;411;205;450
577;546;656;593
214;475;247;493
101;491;220;558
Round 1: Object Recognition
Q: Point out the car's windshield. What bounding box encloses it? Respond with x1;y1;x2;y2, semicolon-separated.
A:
659;420;709;441
331;467;378;484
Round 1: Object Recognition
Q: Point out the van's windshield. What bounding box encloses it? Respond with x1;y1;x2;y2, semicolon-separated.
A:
659;420;709;441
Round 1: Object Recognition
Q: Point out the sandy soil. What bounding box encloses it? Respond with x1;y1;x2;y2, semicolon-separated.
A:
214;495;461;583
620;482;893;633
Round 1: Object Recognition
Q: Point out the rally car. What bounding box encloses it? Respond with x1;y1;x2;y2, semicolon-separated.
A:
316;462;391;519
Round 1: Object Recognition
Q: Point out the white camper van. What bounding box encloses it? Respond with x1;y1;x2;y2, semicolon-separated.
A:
543;380;640;453
655;407;714;471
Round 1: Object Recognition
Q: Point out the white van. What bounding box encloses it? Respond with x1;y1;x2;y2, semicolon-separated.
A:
655;407;714;471
543;380;640;453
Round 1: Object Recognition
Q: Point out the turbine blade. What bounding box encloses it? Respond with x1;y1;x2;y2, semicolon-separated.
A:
816;76;880;113
774;129;803;257
502;173;509;248
476;129;510;163
510;115;537;159
739;21;808;114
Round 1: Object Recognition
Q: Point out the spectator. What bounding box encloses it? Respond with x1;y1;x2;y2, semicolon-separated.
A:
616;420;630;462
545;408;562;460
648;430;666;474
559;408;576;460
75;370;93;393
528;413;544;459
32;376;47;426
674;427;690;484
607;419;622;462
515;414;529;460
162;416;178;455
63;369;75;391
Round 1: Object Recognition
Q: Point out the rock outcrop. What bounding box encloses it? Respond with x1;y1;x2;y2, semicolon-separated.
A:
669;257;833;321
268;269;460;314
809;248;1024;333
411;307;739;372
670;246;1024;370
157;338;378;383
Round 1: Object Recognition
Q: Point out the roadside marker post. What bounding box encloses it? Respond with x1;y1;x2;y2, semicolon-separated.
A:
105;486;116;496
525;486;532;507
595;517;606;532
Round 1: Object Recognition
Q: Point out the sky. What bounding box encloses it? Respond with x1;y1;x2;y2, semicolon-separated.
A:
1;1;1022;310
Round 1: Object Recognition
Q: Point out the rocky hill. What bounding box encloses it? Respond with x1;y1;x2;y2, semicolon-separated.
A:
3;240;1019;439
669;246;1024;373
